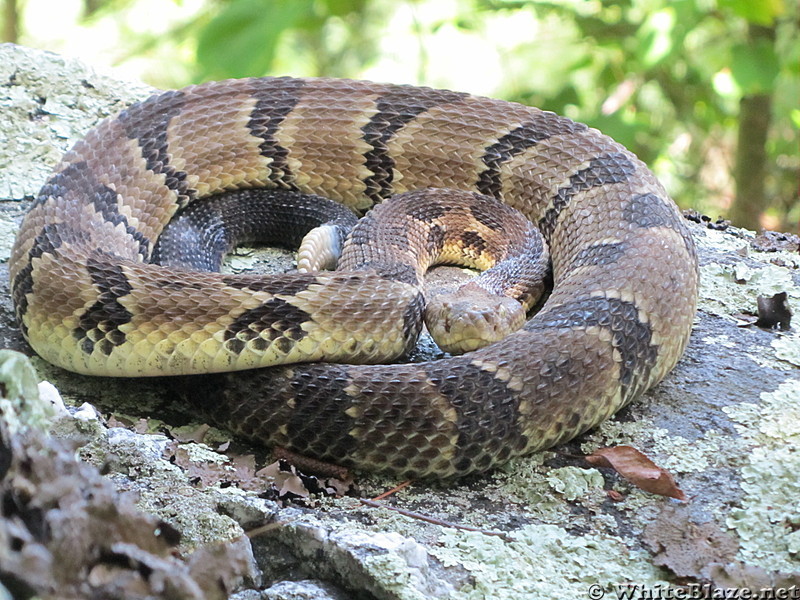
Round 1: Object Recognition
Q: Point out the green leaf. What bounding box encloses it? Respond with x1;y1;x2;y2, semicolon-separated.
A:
719;0;785;26
586;113;650;158
321;0;367;17
730;38;780;94
196;0;313;80
636;7;677;68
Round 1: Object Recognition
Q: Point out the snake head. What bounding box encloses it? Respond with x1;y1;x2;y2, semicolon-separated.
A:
424;286;526;354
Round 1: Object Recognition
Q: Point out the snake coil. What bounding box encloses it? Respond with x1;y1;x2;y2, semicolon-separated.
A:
10;77;698;477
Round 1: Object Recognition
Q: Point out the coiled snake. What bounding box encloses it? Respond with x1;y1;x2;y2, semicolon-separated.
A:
10;77;698;478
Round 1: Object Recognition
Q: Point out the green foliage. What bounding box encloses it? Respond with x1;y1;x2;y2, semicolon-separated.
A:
194;0;377;80
476;0;797;226
196;0;313;80
719;0;785;26
730;38;780;95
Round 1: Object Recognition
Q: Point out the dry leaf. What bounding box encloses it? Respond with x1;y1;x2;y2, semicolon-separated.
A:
585;445;686;500
186;536;257;598
644;505;738;579
258;459;355;503
707;561;800;590
166;443;271;492
170;423;212;444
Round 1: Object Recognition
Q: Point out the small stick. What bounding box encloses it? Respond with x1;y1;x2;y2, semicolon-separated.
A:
371;480;412;501
359;498;512;542
245;521;292;538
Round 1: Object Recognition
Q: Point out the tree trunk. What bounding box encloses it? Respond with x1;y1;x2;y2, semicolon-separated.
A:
728;94;772;229
3;0;19;43
727;25;775;230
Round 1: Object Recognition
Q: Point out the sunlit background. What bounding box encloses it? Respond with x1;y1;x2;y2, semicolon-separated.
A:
4;0;798;231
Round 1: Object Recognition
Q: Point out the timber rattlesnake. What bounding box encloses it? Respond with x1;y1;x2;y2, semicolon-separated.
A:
10;77;698;477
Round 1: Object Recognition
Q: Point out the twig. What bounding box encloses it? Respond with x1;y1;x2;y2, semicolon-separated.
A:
371;480;412;501
359;498;512;542
245;520;294;539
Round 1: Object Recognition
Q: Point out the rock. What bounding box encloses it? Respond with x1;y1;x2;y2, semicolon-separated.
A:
0;352;257;599
1;42;798;599
232;580;351;600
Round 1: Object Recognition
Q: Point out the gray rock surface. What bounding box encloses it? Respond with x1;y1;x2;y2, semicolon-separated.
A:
1;43;798;599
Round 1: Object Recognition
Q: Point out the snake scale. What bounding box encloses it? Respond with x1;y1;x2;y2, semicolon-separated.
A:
10;77;698;478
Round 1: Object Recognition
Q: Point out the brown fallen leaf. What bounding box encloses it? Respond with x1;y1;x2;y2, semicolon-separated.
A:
258;459;356;503
645;506;800;586
164;441;272;492
170;423;212;444
707;561;800;590
259;460;314;500
585;445;686;500
644;505;738;579
107;414;153;434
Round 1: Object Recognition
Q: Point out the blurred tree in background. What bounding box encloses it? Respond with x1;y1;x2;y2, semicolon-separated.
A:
2;0;798;231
